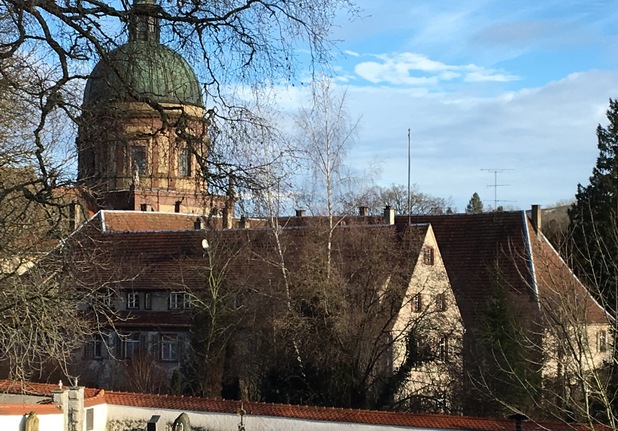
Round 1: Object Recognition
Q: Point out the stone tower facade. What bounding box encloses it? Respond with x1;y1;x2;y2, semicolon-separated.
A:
77;0;226;214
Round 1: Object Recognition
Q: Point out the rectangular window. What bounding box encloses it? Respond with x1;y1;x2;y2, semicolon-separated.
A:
127;292;139;310
83;338;103;359
121;333;140;359
168;292;182;310
412;293;422;312
599;330;608;353
144;292;152;310
179;147;191;177
436;293;447;312
423;246;435;265
183;293;192;309
161;334;178;361
86;408;94;431
438;337;449;362
168;292;192;310
132;147;147;175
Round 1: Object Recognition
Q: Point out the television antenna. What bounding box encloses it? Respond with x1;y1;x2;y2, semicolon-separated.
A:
481;168;514;210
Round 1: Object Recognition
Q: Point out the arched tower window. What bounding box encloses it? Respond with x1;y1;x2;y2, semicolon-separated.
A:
179;147;191;177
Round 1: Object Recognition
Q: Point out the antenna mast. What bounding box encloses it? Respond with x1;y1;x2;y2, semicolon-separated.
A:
407;128;411;226
481;168;514;209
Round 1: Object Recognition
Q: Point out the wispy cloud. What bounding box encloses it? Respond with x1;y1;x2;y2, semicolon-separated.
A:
352;52;519;86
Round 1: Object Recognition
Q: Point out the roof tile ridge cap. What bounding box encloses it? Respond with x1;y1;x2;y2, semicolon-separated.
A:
90;389;105;399
260;401;427;416
108;389;224;402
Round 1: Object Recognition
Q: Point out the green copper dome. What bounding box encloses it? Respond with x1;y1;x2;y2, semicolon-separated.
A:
83;41;203;108
83;0;203;108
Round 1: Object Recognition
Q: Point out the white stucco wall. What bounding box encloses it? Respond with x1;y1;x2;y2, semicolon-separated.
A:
0;413;64;431
391;225;464;410
106;404;453;431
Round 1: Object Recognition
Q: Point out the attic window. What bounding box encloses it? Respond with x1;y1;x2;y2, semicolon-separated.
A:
412;293;422;312
127;292;139;310
423;247;435;265
436;293;446;312
599;330;608;353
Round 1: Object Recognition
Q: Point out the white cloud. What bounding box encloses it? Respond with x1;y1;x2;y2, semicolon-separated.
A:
464;71;520;82
337;70;618;211
351;52;519;87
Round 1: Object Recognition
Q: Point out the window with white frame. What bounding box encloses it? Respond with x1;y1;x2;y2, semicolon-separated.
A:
599;330;608;353
168;292;182;310
160;334;178;361
120;333;140;359
168;292;191;310
127;292;139;309
183;293;192;309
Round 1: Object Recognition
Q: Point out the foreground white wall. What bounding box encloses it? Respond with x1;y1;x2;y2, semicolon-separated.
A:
106;404;442;431
0;412;64;431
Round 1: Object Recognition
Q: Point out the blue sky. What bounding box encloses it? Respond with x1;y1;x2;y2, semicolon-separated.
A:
282;0;618;211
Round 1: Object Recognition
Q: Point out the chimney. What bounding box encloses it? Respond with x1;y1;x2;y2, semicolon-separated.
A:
295;209;305;217
222;208;232;229
383;205;395;225
531;204;542;234
69;201;81;231
359;206;369;217
194;217;205;230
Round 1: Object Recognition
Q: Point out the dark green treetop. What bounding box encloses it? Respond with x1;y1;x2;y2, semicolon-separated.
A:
466;192;484;214
568;98;618;307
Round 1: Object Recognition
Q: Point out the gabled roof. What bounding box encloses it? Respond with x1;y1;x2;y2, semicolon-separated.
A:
0;380;602;431
527;222;609;324
400;211;608;328
71;211;430;293
401;212;536;327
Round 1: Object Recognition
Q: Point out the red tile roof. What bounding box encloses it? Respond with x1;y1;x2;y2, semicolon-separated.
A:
69;210;607;334
0;380;601;431
395;211;608;328
400;212;537;327
100;211;203;232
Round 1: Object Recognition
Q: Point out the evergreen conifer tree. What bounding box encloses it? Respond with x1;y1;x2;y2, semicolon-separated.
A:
568;98;618;307
466;192;484;214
